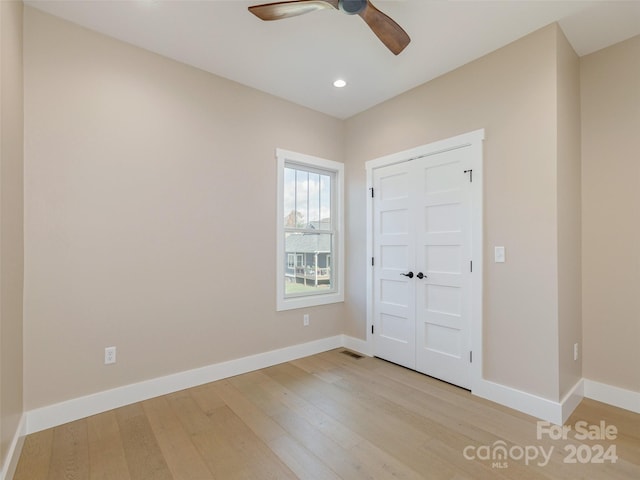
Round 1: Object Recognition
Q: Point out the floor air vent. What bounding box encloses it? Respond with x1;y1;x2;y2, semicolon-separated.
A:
340;350;363;359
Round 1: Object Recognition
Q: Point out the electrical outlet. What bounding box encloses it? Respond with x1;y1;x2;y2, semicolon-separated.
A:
303;314;309;327
105;346;116;365
573;343;579;361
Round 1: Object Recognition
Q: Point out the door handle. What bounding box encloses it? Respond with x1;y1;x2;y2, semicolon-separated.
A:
416;272;426;279
400;271;414;279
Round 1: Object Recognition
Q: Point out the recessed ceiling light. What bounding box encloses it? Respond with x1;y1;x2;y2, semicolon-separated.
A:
333;79;347;88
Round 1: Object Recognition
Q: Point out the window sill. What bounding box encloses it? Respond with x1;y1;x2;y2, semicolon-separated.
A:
277;292;344;311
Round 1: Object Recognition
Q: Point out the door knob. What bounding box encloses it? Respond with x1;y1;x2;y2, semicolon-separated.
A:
400;271;414;278
416;272;425;279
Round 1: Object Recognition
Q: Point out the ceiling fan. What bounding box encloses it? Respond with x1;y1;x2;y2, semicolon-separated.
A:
248;0;411;55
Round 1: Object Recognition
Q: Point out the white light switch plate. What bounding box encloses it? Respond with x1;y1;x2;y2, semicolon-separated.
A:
494;246;506;263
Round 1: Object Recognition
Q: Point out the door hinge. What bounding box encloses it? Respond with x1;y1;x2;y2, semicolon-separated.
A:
371;325;375;335
470;351;473;363
370;187;375;198
371;257;375;266
464;169;473;182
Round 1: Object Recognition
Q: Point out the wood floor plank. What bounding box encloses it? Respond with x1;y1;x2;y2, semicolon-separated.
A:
210;380;290;444
47;419;90;480
87;410;131;480
265;365;460;478
313;354;552;480
193;407;298;479
225;371;289;418
165;388;217;436
365;355;549;441
563;399;640;479
264;361;492;479
243;365;460;480
213;379;342;480
168;386;298;479
292;415;420;479
142;395;214;480
13;428;53;480
228;371;408;479
188;382;226;413
231;371;361;449
115;403;173;480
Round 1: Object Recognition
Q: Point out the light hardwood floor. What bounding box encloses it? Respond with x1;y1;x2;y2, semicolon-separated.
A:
14;349;640;479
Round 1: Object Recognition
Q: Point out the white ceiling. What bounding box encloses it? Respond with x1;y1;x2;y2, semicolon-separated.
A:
25;0;640;119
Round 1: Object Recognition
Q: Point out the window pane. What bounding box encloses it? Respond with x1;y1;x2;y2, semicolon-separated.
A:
320;173;331;227
308;172;320;225
285;167;333;231
284;232;333;296
284;168;296;227
295;170;308;227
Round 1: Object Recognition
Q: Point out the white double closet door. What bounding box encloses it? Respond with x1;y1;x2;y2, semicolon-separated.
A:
372;146;473;389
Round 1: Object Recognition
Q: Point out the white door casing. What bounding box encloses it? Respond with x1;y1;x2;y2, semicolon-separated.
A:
367;130;483;390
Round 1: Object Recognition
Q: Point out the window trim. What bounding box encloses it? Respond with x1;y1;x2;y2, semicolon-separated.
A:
276;148;344;311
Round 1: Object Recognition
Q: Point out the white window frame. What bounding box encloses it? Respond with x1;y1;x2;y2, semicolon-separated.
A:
276;148;344;311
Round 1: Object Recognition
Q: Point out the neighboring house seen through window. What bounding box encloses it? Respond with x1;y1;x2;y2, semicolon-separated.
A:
276;149;344;311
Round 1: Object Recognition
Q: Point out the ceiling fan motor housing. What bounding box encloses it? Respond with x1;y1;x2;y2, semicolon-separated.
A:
339;0;367;15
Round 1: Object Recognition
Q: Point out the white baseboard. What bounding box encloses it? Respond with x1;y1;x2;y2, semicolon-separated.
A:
561;378;585;423
584;379;640;414
473;379;565;425
342;335;371;356
346;336;587;426
1;414;26;480
26;335;346;435
472;377;584;425
22;336;639;441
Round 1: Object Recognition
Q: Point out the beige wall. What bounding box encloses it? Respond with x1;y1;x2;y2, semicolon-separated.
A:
23;8;345;410
0;0;24;467
345;24;579;402
556;29;582;398
581;35;640;393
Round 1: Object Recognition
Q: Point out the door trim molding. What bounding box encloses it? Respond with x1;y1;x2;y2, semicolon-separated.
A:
365;129;485;388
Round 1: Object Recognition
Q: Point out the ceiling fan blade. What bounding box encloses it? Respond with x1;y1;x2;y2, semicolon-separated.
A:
249;0;339;21
358;1;410;55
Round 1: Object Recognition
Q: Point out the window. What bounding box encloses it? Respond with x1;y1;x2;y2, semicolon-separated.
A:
276;149;344;311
